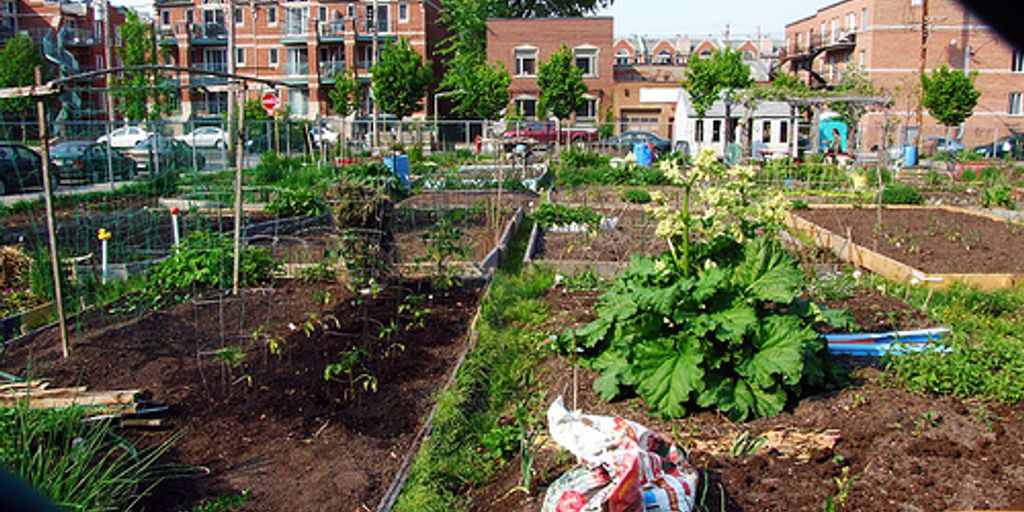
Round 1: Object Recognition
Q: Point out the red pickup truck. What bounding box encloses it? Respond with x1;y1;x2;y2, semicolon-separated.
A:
503;121;599;146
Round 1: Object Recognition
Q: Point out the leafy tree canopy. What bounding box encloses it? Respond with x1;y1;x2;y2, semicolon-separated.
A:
830;66;878;128
370;37;432;120
0;33;48;116
329;71;362;117
921;65;981;127
682;49;752;118
537;44;587;120
115;10;176;121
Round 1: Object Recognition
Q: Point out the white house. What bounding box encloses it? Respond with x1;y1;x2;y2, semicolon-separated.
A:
671;92;797;158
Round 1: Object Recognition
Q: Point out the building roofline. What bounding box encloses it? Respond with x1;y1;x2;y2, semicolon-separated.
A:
785;0;856;27
486;16;614;22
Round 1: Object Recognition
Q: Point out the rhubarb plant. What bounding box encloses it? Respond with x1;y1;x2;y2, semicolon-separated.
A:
572;149;843;421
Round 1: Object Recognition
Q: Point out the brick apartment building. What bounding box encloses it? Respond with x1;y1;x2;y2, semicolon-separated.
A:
485;17;613;125
0;0;126;120
155;0;443;121
613;34;781;138
782;0;1024;148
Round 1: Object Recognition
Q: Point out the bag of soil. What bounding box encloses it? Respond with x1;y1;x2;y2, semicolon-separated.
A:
542;397;699;512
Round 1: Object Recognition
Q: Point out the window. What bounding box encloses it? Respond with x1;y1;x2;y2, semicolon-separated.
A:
318;6;326;21
1013;50;1024;73
575;98;597;120
515;98;537;118
234;7;242;24
762;120;771;143
236;47;245;65
161;10;170;26
185;9;193;24
514;48;537;77
267;6;277;24
291;89;308;117
347;4;354;18
742;50;755;62
861;8;868;30
575;48;598;77
96;55;103;69
695;120;704;142
830;18;837;42
268;48;278;66
859;50;865;67
1010;92;1024;116
615;49;630;65
287;47;308;75
4;2;14;14
712;120;722;143
399;3;408;22
655;49;672;64
780;121;789;143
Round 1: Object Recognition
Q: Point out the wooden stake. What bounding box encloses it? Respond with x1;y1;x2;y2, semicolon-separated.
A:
35;66;68;358
232;83;246;295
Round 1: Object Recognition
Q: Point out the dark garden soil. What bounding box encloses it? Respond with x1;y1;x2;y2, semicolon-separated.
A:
552;185;689;210
816;287;936;333
467;289;1024;512
795;207;1024;274
394;210;516;264
536;209;667;263
2;278;484;512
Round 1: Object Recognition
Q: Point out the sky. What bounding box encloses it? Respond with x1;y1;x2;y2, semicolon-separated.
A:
596;0;828;38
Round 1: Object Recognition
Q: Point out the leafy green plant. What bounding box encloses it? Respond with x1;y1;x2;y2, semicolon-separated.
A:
561;269;610;292
533;203;602;231
620;188;652;204
981;184;1015;209
324;346;378;399
561;148;610;169
147;231;278;303
267;189;327;218
0;405;178;511
420;215;469;289
824;466;855;512
297;261;335;283
188;490;251;512
729;430;767;457
881;184;924;205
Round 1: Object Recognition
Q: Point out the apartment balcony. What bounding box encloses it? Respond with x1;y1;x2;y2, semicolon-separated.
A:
318;61;346;81
158;24;179;46
319;21;345;41
822;31;856;53
59;1;88;17
190;22;227;44
285;61;309;80
194;62;228;85
62;27;97;46
281;23;310;44
355;20;394;42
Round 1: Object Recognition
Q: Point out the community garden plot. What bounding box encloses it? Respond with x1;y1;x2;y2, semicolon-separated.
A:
2;276;486;511
550;185;688;210
414;162;550;192
465;286;1024;512
525;207;667;277
788;205;1024;290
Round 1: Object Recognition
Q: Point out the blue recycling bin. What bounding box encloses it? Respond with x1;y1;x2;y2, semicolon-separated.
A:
902;145;918;168
384;154;410;186
634;143;653;168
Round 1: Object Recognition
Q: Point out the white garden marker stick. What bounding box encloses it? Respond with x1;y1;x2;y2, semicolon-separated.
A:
170;206;181;250
98;228;112;284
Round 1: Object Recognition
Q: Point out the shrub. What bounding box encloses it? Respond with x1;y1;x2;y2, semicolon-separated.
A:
266;189;327;217
981;184;1015;209
620;188;652;204
881;184;924;205
148;230;278;298
560;148;609;169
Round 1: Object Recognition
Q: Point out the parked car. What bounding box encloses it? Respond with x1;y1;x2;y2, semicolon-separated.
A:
503;121;599;146
49;141;135;185
0;143;45;195
599;130;671;155
96;126;153;149
974;134;1024;159
125;137;205;172
177;126;229;148
922;136;965;156
310;126;339;147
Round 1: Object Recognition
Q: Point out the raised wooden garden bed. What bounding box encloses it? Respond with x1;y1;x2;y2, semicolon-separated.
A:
787;205;1024;290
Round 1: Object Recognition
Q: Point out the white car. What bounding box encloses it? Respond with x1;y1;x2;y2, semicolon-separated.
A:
177;126;229;148
311;126;339;147
96;126;152;149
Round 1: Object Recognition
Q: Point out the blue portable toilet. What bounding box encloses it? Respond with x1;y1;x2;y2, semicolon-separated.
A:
902;145;918;167
384;154;410;186
818;117;849;153
634;143;653;167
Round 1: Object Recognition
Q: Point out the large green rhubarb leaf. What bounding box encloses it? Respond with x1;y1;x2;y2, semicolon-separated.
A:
738;315;807;388
633;336;704;418
592;350;632;401
732;239;803;304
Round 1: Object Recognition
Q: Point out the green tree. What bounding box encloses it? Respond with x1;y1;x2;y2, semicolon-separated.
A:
329;71;362;156
0;33;47;140
922;65;980;133
444;58;511;120
537;44;587;121
371;37;432;141
682;49;752;151
114;11;176;122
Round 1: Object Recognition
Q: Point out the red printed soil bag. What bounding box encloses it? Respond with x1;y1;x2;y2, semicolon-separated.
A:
542;397;699;512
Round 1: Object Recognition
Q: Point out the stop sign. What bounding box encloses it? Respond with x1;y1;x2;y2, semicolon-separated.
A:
261;91;279;114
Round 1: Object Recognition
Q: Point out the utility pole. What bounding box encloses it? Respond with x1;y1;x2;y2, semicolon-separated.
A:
371;0;379;151
251;0;258;79
915;0;929;149
226;0;237;155
103;0;115;124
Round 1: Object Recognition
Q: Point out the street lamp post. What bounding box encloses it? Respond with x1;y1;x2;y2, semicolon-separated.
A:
432;89;461;151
